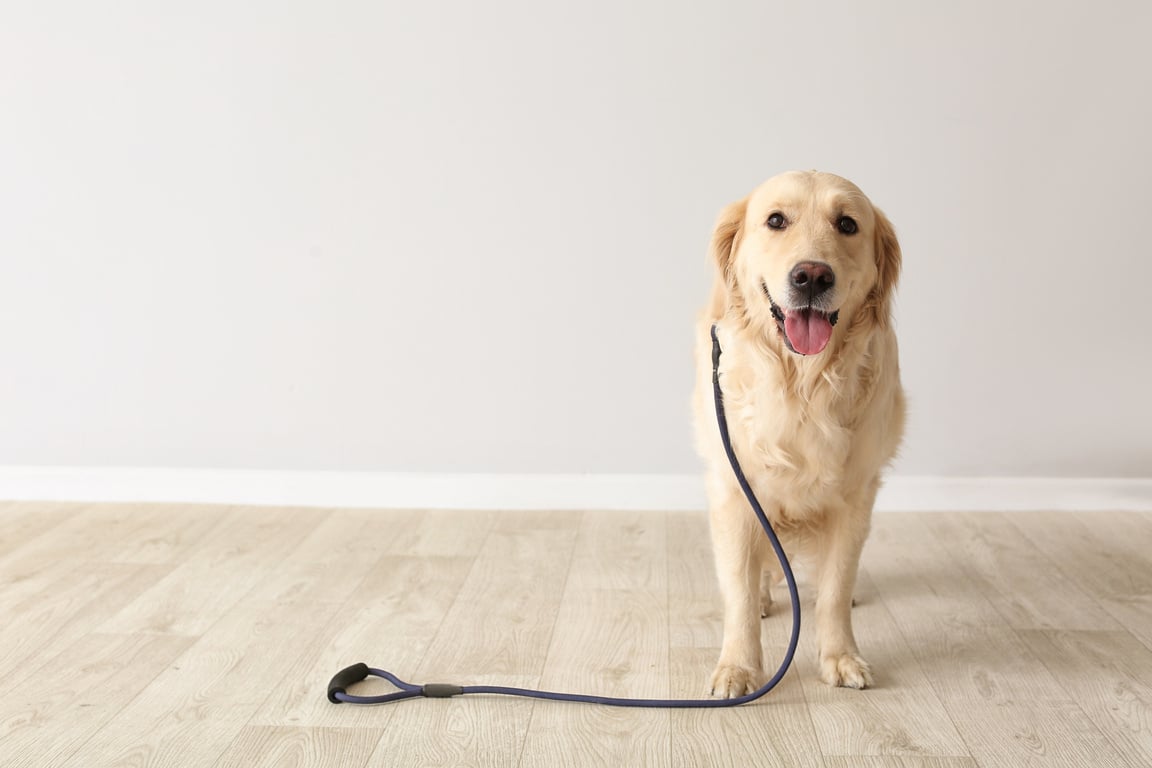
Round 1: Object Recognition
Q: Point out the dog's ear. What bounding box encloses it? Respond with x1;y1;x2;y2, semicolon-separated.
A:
871;207;902;325
708;198;747;288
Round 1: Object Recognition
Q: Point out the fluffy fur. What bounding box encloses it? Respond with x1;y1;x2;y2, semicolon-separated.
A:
693;171;905;696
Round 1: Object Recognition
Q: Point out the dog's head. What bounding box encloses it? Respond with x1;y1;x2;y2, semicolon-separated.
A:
710;171;901;355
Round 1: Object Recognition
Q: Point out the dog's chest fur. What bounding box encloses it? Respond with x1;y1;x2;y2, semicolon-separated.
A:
718;329;877;521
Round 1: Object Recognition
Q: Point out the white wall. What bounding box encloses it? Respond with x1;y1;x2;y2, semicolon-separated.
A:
2;0;1149;479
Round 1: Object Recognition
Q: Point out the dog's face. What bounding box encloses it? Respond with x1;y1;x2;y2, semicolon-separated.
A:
711;171;901;355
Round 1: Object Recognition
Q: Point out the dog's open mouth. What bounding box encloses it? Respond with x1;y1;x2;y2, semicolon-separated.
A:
782;307;838;355
764;284;839;356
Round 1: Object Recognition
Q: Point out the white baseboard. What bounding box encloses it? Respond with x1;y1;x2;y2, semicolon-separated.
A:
1;466;1150;512
0;467;705;511
876;476;1152;512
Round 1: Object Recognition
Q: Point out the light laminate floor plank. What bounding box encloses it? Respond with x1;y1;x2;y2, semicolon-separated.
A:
212;725;380;768
1017;629;1152;766
930;512;1123;631
61;596;343;768
0;632;195;768
518;510;671;768
96;506;325;636
0;561;174;688
865;512;1132;767
372;512;582;768
822;758;979;768
1010;511;1152;653
0;501;85;560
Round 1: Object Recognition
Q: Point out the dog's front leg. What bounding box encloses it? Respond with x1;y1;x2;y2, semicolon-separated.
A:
708;491;767;697
814;506;873;689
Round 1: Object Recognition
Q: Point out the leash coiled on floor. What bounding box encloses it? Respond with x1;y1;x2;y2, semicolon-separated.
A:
326;324;800;708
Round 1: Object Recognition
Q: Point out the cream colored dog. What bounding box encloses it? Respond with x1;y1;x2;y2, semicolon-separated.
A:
694;171;905;696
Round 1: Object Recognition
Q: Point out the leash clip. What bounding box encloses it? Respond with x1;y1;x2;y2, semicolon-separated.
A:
422;683;464;698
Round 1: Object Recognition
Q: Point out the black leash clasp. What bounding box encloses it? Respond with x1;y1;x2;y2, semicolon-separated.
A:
711;323;722;374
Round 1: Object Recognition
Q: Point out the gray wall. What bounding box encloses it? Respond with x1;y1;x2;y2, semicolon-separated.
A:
2;1;1149;477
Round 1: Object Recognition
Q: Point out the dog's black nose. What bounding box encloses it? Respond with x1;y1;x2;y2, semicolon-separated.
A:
790;261;835;298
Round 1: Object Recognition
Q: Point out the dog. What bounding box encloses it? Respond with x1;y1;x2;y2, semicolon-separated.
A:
694;171;905;696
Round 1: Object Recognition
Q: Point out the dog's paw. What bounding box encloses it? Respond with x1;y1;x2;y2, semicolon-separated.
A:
759;592;773;618
819;652;873;689
709;664;766;698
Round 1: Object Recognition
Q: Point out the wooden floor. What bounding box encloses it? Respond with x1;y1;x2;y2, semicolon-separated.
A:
2;503;1151;767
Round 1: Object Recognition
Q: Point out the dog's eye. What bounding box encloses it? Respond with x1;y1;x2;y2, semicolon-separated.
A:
766;213;787;230
837;216;858;235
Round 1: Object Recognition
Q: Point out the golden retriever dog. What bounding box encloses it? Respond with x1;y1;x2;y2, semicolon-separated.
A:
694;171;905;696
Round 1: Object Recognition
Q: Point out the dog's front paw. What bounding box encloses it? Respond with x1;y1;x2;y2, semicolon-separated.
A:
819;652;873;689
709;664;765;698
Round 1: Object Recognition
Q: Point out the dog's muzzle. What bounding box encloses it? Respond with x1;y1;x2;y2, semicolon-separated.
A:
762;281;839;356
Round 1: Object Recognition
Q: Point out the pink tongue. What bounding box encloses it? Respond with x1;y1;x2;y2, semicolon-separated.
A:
783;309;833;355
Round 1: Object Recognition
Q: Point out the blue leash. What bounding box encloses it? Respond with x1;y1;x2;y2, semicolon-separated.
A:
327;324;801;707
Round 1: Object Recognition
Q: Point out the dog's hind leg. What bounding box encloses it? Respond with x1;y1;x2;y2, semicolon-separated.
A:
759;557;784;618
